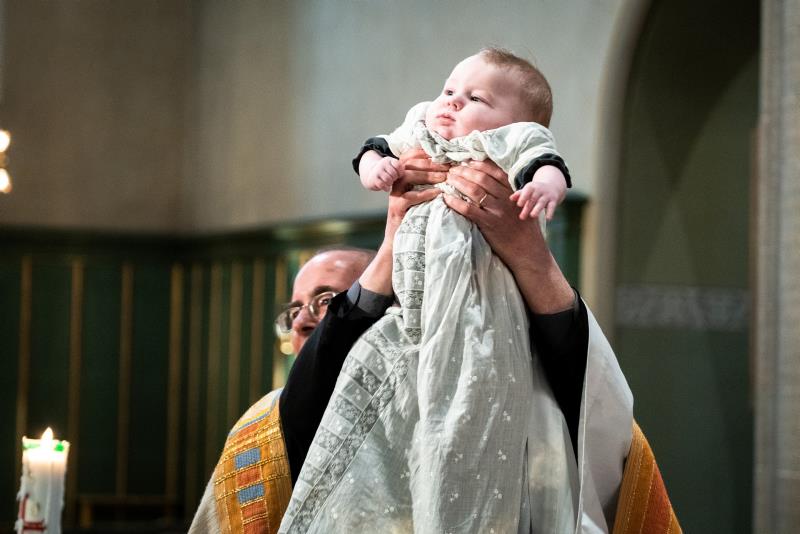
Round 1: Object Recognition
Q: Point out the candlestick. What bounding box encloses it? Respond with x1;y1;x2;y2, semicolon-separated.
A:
16;428;70;534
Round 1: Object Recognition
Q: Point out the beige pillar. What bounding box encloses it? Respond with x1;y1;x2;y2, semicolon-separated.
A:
754;0;800;532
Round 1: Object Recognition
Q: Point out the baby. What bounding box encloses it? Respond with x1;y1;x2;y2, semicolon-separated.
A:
354;47;571;221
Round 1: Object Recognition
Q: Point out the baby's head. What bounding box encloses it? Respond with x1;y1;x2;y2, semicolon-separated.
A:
425;47;553;140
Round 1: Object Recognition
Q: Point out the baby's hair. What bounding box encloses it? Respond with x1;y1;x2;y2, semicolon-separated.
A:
478;47;553;127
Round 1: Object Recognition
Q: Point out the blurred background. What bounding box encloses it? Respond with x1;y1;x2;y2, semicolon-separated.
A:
0;0;795;532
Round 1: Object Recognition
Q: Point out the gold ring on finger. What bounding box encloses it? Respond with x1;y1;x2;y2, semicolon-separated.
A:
478;194;488;207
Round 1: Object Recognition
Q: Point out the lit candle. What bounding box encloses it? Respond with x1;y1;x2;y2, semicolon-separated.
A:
16;428;70;534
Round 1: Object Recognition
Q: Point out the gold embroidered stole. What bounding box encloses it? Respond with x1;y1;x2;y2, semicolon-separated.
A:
613;421;682;534
213;389;293;534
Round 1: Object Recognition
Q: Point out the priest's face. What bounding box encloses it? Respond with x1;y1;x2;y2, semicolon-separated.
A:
288;250;369;354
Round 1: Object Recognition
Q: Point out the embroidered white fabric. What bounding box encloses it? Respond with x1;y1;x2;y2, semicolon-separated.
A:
278;195;633;533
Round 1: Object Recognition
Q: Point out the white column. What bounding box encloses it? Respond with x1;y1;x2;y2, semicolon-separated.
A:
754;0;800;532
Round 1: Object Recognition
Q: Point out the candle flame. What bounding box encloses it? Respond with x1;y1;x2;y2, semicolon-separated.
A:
41;428;53;442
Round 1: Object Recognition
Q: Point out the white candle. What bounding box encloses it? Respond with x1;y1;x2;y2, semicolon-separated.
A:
16;428;70;534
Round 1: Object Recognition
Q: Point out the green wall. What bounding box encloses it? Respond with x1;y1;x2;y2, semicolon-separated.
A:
615;0;758;531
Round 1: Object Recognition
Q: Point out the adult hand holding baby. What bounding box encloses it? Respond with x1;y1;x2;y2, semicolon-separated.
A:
382;149;446;239
444;159;529;261
396;148;449;189
444;159;574;314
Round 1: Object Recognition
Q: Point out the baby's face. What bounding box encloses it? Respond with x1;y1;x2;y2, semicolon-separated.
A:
425;55;529;140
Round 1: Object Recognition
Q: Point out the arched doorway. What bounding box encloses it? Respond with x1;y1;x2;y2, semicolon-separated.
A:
614;0;758;531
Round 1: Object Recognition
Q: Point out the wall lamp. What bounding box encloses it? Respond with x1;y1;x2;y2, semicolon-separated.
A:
0;129;11;193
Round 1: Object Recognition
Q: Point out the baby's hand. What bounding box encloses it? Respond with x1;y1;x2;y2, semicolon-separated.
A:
509;165;567;221
363;156;403;192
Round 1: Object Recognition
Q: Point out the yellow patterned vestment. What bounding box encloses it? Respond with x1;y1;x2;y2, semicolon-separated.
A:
612;422;682;534
198;389;292;534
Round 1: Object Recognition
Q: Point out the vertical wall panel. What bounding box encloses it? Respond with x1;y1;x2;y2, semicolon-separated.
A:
79;263;122;494
166;264;184;501
226;262;242;425
204;262;222;475
272;257;289;389
27;260;71;437
217;264;231;434
116;263;134;496
238;262;254;412
184;263;205;513
0;257;22;520
66;259;84;525
127;263;171;495
258;259;277;397
195;262;211;496
248;260;264;403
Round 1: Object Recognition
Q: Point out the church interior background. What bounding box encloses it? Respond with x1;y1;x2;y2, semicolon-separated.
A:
1;0;797;532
